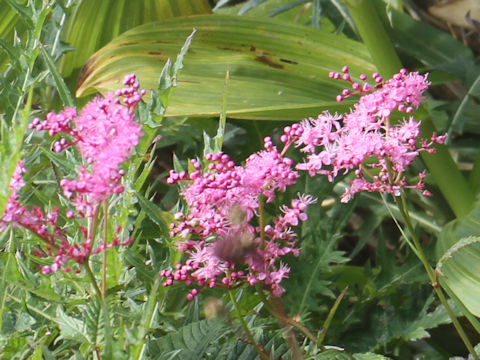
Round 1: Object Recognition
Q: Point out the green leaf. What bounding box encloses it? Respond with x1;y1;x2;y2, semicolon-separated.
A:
85;296;101;344
60;0;211;79
436;206;480;317
447;74;480;137
1;333;28;359
14;311;36;332
31;346;43;360
217;0;322;27
306;349;392;360
124;250;156;285
147;319;228;360
339;284;450;352
136;192;169;233
5;0;34;30
56;307;89;344
0;3;26;72
238;0;268;15
0;85;31;222
400;298;451;341
135;27;195;129
353;353;392;360
40;46;74;107
377;3;475;81
0;251;17;331
76;14;375;120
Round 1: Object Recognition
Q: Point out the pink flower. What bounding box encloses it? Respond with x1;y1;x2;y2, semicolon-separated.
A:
293;68;444;201
243;148;298;202
30;74;144;217
9;161;26;191
163;142;313;298
2;74;144;274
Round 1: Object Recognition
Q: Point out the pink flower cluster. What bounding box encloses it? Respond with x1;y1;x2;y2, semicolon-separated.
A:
162;142;315;298
29;74;144;217
162;67;442;300
288;67;445;202
1;74;143;273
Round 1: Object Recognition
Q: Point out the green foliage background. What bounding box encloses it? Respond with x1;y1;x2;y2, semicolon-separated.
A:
1;0;480;359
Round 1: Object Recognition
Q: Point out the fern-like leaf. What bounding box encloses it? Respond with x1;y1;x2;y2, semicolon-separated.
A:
147;319;229;360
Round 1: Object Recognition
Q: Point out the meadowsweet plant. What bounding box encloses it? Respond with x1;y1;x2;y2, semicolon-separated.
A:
162;66;480;359
1;74;144;275
163;67;442;301
5;1;480;358
286;66;477;357
163;141;316;300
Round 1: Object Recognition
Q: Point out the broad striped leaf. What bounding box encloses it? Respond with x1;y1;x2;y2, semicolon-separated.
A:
76;14;376;120
60;0;211;78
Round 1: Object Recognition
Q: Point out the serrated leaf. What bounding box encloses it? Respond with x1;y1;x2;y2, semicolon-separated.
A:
147;319;228;360
0;85;32;217
39;147;76;174
1;333;28;358
5;0;34;30
76;14;375;120
291;235;349;315
0;251;16;331
136;192;168;232
14;311;36;332
85;298;101;344
0;4;26;72
401;300;450;341
40;46;74;107
55;307;89;343
124;250;156;285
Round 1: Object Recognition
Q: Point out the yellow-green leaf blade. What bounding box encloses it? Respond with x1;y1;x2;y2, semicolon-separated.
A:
60;0;211;78
76;14;376;120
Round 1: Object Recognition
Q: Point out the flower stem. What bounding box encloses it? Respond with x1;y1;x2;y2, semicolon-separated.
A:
258;195;266;249
85;257;102;301
85;256;114;357
134;274;162;360
256;285;320;350
228;289;269;360
345;0;402;77
395;194;479;359
102;200;108;298
317;287;348;347
267;296;305;359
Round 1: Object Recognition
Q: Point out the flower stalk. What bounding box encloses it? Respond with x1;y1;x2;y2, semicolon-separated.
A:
395;194;479;359
102;200;108;297
84;256;102;301
228;290;270;360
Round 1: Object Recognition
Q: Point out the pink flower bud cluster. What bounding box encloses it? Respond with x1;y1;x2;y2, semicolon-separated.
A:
115;73;147;111
1;74;144;273
293;68;446;202
163;142;315;299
